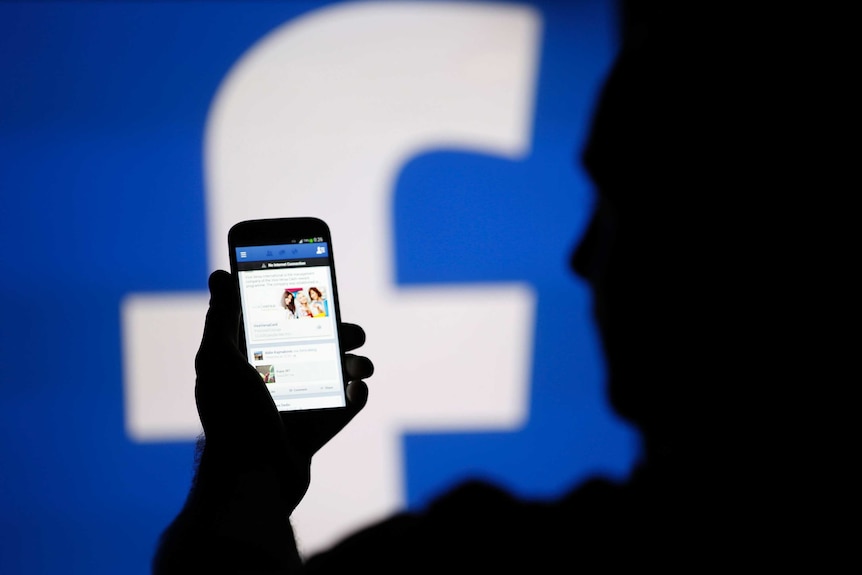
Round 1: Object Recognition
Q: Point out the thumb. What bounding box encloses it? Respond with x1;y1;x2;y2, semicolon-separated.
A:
200;270;240;352
195;270;244;386
195;270;282;445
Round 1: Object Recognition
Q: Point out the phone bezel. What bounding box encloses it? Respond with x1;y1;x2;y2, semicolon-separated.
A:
227;216;348;413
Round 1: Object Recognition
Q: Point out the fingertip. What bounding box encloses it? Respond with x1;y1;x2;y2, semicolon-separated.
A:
208;269;232;294
346;380;368;411
340;322;367;351
345;354;374;381
207;270;237;309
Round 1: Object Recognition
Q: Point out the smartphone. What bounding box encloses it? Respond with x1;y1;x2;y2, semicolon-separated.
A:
228;217;348;412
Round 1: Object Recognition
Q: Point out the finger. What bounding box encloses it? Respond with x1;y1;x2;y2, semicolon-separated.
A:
196;270;244;384
346;380;368;412
339;322;366;352
200;270;240;350
344;353;374;380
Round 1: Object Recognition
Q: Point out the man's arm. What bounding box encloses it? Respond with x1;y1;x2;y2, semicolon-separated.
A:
153;439;301;573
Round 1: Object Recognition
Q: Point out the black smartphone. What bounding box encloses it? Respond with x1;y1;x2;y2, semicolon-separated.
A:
228;217;348;412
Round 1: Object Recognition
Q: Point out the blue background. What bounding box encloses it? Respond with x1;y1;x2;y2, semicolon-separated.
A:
0;1;638;573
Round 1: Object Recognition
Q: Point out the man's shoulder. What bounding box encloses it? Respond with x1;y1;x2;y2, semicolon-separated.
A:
304;477;631;571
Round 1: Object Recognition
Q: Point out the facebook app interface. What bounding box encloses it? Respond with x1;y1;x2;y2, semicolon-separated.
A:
235;242;346;411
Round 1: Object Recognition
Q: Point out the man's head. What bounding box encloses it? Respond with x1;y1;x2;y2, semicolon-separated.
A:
573;5;728;457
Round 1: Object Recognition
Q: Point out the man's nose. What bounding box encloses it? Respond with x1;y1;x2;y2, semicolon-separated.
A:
571;211;599;281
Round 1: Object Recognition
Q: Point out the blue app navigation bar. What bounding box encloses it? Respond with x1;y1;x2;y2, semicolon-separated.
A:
236;242;329;262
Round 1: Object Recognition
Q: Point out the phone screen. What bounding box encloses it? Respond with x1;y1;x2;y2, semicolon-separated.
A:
233;239;347;411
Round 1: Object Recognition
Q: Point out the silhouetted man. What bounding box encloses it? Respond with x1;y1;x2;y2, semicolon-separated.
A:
154;4;771;573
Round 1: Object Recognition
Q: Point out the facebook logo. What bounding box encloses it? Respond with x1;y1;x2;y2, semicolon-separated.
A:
0;1;638;572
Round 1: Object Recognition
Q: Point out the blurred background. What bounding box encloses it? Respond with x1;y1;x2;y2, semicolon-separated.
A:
0;1;640;572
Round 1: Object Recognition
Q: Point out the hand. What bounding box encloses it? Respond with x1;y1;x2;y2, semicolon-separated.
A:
193;269;373;514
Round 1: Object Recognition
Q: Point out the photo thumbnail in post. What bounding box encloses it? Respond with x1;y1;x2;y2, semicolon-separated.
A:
255;364;276;384
281;286;329;319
